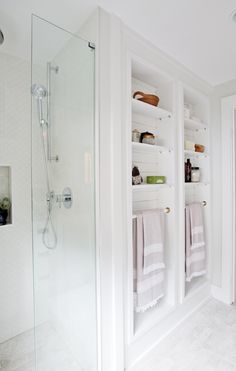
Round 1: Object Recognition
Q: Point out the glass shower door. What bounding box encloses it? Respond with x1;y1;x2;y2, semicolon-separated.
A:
31;15;97;371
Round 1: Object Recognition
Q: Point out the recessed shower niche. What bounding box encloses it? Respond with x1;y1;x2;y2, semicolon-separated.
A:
0;166;12;226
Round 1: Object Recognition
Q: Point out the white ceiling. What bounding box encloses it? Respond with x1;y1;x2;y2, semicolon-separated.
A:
1;0;236;86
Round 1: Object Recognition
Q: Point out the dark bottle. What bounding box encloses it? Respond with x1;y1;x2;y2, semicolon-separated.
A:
185;158;192;182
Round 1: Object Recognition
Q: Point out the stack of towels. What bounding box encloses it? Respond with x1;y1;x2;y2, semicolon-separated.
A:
185;203;206;282
133;209;165;313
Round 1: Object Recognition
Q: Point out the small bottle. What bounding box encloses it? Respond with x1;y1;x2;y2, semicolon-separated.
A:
185;158;192;182
191;167;200;182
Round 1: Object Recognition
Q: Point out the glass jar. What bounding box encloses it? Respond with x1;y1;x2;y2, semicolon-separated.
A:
191;167;200;182
132;129;141;142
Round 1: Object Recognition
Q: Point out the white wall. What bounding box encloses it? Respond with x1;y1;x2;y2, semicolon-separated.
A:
0;53;33;342
210;79;236;288
92;9;219;371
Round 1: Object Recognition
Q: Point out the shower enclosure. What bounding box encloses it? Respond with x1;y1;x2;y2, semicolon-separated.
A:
31;15;97;371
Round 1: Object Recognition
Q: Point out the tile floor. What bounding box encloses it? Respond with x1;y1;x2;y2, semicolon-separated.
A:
0;323;83;371
1;298;236;371
132;298;236;371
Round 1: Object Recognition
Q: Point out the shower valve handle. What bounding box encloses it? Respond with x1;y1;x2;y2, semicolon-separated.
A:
55;188;72;209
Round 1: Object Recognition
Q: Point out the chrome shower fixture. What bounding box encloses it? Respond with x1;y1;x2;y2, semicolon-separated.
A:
31;84;48;126
0;29;4;45
31;83;47;99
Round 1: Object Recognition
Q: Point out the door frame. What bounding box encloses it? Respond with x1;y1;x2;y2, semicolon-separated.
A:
221;95;236;304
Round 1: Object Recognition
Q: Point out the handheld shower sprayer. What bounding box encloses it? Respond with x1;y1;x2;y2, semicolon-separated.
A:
31;84;47;126
31;64;59;250
31;82;57;249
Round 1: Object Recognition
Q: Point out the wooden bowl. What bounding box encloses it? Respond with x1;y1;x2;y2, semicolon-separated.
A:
133;91;159;107
195;144;205;153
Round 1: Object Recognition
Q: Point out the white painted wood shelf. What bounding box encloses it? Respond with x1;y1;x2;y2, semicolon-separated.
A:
132;184;172;191
132;142;172;153
185;182;210;186
184;118;207;130
132;98;172;120
184;150;209;158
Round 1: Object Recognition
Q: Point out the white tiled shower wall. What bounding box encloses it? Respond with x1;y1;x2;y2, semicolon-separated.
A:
0;53;34;342
0;166;10;197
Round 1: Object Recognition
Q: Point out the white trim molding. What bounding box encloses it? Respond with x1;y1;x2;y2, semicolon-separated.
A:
219;95;236;305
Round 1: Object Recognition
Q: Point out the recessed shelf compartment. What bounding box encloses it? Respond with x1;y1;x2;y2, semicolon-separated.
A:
0;166;12;226
129;58;176;340
183;85;210;299
132;98;172;120
132;142;172;153
184;118;207;131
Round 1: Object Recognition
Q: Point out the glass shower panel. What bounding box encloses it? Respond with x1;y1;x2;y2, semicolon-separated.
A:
31;15;97;371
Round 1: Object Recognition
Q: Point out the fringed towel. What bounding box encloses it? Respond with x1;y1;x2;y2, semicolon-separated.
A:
133;210;165;313
185;203;206;282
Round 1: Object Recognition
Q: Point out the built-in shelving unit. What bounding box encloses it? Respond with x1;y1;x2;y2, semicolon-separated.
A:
183;85;211;298
124;36;212;371
127;58;177;340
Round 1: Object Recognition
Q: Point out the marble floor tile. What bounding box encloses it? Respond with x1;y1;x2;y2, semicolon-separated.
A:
1;298;236;371
132;298;236;371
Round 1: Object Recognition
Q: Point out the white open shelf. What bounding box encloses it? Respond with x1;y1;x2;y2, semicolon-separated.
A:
184;118;207;130
132;141;172;153
132;98;172;120
132;184;172;191
185;182;210;186
184;150;209;158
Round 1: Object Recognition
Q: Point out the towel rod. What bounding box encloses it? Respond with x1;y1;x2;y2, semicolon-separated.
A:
132;207;171;219
185;201;207;207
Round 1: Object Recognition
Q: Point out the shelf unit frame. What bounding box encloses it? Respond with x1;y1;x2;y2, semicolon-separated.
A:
179;82;212;302
123;50;212;369
125;53;179;345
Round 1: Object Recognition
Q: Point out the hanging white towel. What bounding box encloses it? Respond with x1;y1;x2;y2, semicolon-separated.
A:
189;202;205;250
133;210;165;313
185;204;206;282
142;209;165;274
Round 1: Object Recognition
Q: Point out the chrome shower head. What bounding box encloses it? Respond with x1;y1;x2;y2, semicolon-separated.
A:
31;84;47;99
31;84;47;126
